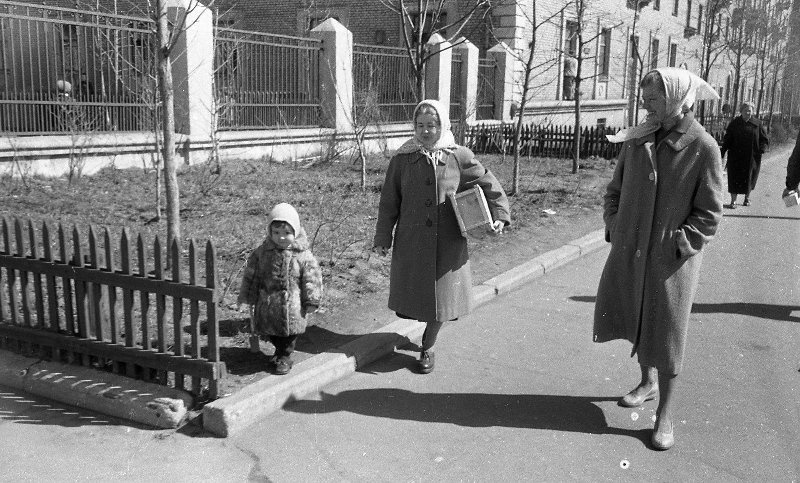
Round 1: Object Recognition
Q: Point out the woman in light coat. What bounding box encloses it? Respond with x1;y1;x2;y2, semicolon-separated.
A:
373;99;510;374
594;68;723;450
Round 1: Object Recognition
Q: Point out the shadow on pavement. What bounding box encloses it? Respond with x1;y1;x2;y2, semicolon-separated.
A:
722;213;800;220
570;296;800;323
283;388;648;443
0;387;136;429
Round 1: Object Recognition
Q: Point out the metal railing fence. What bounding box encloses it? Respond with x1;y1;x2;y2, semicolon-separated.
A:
352;43;418;124
213;27;321;129
476;57;496;121
0;0;157;134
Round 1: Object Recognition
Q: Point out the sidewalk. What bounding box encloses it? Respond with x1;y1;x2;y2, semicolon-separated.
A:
200;229;607;436
0;227;607;434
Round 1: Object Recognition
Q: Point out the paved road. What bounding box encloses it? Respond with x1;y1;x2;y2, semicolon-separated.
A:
2;146;799;482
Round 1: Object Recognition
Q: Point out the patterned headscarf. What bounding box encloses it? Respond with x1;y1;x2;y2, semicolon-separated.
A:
396;99;458;164
607;67;719;143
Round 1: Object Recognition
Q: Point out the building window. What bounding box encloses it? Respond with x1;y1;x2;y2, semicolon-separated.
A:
650;38;660;69
598;28;611;78
410;11;448;44
630;34;640;60
673;0;680;16
697;5;703;34
669;42;678;67
654;0;661;10
565;20;579;56
686;0;693;26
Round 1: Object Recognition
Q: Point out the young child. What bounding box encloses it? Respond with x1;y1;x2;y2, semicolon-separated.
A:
238;202;323;375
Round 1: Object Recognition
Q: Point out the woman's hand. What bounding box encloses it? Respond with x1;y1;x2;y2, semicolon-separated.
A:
372;246;390;256
489;220;505;235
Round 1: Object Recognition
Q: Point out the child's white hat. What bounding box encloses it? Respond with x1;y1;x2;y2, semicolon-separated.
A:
267;202;301;235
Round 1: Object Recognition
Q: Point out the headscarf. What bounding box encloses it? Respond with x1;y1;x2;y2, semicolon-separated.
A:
396;99;458;164
607;67;719;143
267;202;301;236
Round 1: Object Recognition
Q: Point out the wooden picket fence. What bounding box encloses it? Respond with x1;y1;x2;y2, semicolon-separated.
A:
464;123;623;160
0;217;226;399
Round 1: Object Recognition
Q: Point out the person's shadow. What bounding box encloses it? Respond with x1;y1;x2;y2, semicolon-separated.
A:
569;295;800;323
284;388;649;445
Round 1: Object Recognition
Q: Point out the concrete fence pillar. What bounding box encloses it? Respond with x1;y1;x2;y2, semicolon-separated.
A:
488;41;516;123
424;33;452;118
311;19;354;132
166;0;214;140
452;38;479;124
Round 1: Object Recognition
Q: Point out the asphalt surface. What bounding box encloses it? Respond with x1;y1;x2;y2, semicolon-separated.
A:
1;145;799;482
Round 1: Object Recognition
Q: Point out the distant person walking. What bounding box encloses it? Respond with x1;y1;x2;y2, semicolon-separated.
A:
373;99;510;374
721;101;769;208
596;68;724;450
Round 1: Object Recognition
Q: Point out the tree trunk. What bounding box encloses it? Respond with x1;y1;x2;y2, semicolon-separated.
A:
157;1;180;249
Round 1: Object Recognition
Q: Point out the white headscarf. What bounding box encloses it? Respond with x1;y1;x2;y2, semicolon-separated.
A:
607;67;720;143
396;99;458;163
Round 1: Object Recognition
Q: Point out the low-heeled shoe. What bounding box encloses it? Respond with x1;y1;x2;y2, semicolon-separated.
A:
652;420;675;450
619;387;658;407
419;351;435;374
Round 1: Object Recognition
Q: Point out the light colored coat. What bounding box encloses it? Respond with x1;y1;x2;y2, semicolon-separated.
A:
374;146;510;322
593;114;723;374
238;227;323;337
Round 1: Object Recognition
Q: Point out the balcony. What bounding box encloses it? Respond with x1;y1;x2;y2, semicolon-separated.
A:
684;26;697;38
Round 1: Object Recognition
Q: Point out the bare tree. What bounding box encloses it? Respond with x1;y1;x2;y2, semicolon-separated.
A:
698;0;731;122
379;0;491;99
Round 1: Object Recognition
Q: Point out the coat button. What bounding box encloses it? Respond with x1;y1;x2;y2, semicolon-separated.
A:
648;172;655;181
426;178;433;185
425;199;432;207
635;249;641;258
426;219;432;227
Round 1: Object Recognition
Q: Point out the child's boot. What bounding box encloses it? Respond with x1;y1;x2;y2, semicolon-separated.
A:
275;355;293;375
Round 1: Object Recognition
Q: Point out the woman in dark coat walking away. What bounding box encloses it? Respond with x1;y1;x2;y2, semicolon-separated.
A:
373;99;510;374
596;68;724;450
721;101;769;208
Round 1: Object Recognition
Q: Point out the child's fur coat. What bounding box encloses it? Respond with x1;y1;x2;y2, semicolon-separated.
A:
238;226;323;337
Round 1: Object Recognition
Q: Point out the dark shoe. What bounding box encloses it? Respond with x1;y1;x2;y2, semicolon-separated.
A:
619;386;658;407
652;418;675;450
726;202;737;209
274;357;293;375
419;350;435;374
743;198;751;206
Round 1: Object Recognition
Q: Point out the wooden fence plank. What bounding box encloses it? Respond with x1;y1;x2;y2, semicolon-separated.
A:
120;229;136;378
171;239;185;390
88;227;105;341
1;218;12;326
58;224;75;343
153;236;167;384
104;228;118;345
14;218;32;328
206;240;220;399
28;220;45;329
189;239;201;394
42;222;59;332
137;234;151;353
72;226;90;366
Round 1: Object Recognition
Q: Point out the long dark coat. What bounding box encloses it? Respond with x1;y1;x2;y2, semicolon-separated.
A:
374;146;511;322
721;116;769;194
593;114;723;374
237;228;323;337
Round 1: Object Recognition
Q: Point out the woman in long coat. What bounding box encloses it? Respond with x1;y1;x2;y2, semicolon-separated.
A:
595;68;723;450
721;101;769;207
374;99;510;374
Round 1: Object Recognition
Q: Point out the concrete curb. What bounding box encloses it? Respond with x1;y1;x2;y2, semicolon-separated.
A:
201;228;607;436
0;351;194;428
